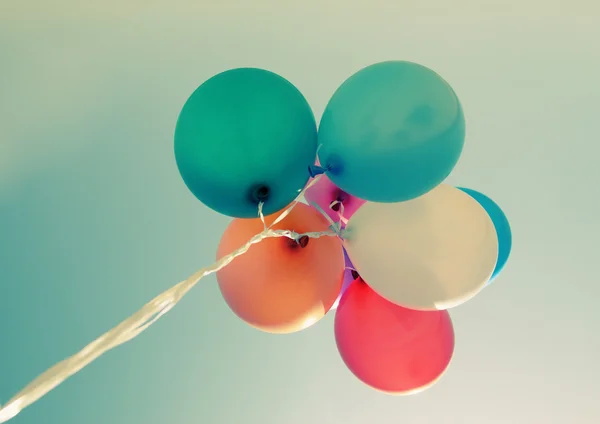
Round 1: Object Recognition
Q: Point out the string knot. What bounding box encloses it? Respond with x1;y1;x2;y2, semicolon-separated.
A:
308;165;327;178
295;235;310;248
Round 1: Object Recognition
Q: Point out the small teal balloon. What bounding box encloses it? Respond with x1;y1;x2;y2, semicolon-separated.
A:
175;68;318;218
458;187;512;283
315;61;465;202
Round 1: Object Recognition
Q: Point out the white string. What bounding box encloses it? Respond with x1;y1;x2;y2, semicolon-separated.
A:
258;201;267;230
309;201;343;238
0;176;334;423
329;200;349;227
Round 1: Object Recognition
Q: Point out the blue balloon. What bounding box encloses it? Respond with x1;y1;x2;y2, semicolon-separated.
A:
314;61;465;203
175;68;317;218
458;187;512;283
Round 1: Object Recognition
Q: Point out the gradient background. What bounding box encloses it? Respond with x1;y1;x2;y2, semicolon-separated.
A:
1;1;598;423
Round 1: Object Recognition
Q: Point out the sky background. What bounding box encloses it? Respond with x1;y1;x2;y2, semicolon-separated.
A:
1;1;599;423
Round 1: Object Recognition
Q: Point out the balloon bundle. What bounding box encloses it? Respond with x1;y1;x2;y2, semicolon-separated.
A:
0;61;511;423
177;61;512;393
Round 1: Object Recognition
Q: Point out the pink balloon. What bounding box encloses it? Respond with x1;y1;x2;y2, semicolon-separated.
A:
304;173;366;225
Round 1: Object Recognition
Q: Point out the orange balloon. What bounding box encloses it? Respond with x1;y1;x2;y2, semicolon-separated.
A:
216;202;345;334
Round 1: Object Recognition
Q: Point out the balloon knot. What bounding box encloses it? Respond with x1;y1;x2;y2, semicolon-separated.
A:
249;184;270;204
330;192;347;212
295;235;310;248
308;165;327;178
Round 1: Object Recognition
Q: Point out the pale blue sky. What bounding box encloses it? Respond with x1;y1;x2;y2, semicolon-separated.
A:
1;1;599;423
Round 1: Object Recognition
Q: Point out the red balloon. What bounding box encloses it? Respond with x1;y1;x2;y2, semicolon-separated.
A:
334;279;455;394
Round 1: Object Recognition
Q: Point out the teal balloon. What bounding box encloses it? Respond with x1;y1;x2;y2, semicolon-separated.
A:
175;68;318;218
458;187;512;283
316;61;465;202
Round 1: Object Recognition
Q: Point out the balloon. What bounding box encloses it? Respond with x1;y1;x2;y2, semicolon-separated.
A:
216;202;344;333
315;60;465;203
304;171;366;225
335;279;454;394
330;249;358;311
458;187;512;282
344;183;498;311
175;68;318;218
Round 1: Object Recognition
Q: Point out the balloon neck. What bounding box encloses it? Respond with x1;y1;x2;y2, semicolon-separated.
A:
290;235;309;249
330;190;348;211
249;184;270;204
308;165;327;178
309;155;343;178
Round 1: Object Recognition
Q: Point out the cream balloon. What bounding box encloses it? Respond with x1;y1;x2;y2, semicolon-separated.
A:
343;184;498;311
